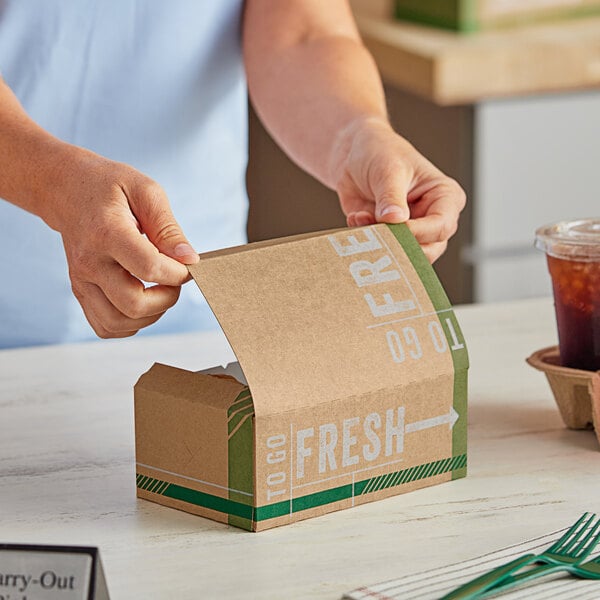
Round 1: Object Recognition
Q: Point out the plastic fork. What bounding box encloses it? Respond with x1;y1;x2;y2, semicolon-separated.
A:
479;552;600;598
440;513;600;600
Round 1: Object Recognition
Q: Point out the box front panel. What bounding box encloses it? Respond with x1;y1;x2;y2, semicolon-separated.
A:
253;372;466;530
250;224;468;531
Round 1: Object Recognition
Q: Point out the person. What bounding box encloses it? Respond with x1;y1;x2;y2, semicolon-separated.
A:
0;0;465;349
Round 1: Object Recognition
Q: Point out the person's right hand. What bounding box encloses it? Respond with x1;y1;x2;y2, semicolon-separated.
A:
39;145;199;339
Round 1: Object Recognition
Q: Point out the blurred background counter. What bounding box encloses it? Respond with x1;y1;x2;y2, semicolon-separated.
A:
246;0;600;305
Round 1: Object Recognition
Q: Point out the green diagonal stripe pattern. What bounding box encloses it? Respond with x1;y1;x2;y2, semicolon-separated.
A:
228;397;253;418
228;388;252;411
136;474;171;496
136;474;253;520
228;405;255;434
357;455;466;496
136;455;465;525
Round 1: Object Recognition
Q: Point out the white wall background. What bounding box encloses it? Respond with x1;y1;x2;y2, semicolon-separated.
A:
472;89;600;301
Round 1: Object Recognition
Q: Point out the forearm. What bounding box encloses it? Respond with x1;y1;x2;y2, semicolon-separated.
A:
0;77;73;226
243;1;389;189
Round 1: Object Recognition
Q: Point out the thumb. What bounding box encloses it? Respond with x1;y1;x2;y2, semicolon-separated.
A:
131;180;199;265
373;170;411;224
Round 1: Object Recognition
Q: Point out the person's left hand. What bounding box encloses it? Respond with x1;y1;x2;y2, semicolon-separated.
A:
330;117;466;263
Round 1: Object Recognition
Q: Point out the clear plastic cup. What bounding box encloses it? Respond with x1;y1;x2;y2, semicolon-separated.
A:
535;218;600;372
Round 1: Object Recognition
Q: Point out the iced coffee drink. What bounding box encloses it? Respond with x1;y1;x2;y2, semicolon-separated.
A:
535;219;600;372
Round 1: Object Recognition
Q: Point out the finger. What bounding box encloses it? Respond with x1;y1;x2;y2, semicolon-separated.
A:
372;166;411;223
68;252;181;322
406;183;465;244
407;213;458;246
107;219;192;287
127;179;199;265
72;279;171;337
94;262;181;319
420;241;448;264
347;211;376;228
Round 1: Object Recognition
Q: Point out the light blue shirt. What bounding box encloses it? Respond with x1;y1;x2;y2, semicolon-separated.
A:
0;0;248;348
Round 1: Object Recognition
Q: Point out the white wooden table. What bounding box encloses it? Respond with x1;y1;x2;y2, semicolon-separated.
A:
1;297;599;599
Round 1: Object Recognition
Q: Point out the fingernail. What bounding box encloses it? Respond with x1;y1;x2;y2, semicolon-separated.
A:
379;206;408;221
173;243;197;258
355;213;374;226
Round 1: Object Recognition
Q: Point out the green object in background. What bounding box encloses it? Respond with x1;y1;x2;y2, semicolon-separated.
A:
394;0;600;32
394;0;479;32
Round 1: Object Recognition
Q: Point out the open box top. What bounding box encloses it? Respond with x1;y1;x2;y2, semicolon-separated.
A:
188;224;468;417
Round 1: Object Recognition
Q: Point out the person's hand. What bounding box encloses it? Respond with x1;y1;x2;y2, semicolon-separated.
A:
330;117;466;263
39;145;198;339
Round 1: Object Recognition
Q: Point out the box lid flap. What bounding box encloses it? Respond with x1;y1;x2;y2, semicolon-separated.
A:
188;224;468;417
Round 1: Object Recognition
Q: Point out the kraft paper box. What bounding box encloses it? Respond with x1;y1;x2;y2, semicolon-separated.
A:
394;0;600;31
134;224;468;532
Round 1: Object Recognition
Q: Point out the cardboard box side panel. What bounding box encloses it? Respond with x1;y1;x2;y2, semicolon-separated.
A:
136;392;257;531
135;386;230;491
136;466;227;500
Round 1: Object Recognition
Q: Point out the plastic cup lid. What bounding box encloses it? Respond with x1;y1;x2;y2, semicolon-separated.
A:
535;218;600;261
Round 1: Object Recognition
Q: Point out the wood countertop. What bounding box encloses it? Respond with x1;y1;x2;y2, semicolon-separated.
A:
353;7;600;105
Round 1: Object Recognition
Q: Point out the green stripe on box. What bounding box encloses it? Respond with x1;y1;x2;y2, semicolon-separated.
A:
228;405;254;434
166;484;254;521
230;389;252;407
386;223;450;312
227;388;255;530
386;224;468;480
228;388;252;415
136;454;466;524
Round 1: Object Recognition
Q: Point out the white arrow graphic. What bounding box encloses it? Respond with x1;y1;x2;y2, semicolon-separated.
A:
405;407;459;433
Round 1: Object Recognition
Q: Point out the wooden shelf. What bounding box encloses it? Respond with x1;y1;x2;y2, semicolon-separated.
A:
355;13;600;105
